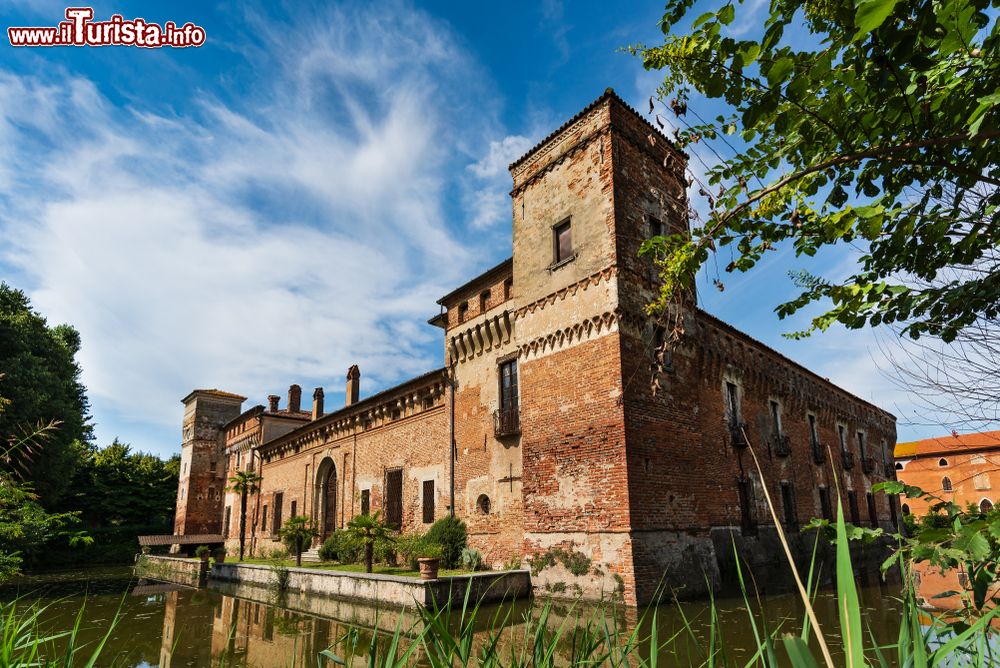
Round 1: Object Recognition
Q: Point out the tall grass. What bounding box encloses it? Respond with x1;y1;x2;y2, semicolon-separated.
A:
0;597;120;667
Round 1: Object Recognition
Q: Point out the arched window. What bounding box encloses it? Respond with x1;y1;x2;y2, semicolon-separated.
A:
902;503;910;515
942;476;953;492
476;494;491;515
938;458;949;467
981;499;994;513
895;462;904;470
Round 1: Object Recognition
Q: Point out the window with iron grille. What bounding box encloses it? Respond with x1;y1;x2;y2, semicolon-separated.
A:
857;431;867;460
737;477;756;536
781;481;797;528
385;469;403;530
272;492;283;535
848;490;860;525
726;382;740;424
867;492;878;527
819;486;832;521
360;489;370;516
224;506;231;536
422;480;435;524
500;360;518;411
261;505;268;533
290;500;297;518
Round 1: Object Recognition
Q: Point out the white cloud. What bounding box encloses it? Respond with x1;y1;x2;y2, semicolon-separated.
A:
468;135;534;179
0;4;505;454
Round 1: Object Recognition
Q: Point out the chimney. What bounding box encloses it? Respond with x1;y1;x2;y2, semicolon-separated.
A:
267;395;280;412
288;384;302;413
346;365;360;406
312;387;325;420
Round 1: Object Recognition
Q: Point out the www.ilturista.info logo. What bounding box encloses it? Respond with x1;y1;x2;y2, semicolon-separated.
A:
8;8;206;48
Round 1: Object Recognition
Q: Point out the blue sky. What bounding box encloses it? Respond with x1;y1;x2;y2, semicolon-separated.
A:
0;1;946;459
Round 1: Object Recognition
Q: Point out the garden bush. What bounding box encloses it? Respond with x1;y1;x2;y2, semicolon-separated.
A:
373;536;396;565
318;529;361;563
461;547;484;571
425;515;467;569
395;532;428;570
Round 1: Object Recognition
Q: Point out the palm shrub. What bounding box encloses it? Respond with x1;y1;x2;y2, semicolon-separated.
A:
227;470;261;561
425;515;467;569
346;511;391;573
278;515;318;567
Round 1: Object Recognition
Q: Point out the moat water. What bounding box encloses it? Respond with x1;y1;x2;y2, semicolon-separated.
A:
1;565;907;666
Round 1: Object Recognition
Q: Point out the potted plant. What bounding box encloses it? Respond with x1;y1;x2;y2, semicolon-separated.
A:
213;546;227;564
417;543;443;580
195;545;211;561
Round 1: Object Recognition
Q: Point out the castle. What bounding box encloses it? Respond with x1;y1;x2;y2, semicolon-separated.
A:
173;89;899;605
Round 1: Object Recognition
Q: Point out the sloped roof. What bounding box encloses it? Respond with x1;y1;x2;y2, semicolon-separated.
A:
895;430;1000;458
138;534;224;546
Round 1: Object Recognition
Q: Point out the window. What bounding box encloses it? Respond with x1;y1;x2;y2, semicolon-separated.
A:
183;462;188;475
857;431;867;460
458;301;469;323
235;452;241;469
181;486;185;500
477;494;491;514
902;503;910;515
224;507;231;536
272;492;283;535
725;382;740;424
838;425;848;453
866;492;878;527
290;500;297;518
210;459;217;473
781;481;797;528
391;407;401;420
422;396;434;410
818;486;832;521
769;400;782;436
895;462;904;470
974;473;991;491
737;477;756;536
847;490;860;525
479;289;490;313
981;499;994;513
261;505;268;532
500;359;519;411
942;476;953;492
889;495;899;530
504;277;513;300
938;458;949;467
422;480;435;523
808;414;819;446
648;216;665;239
385;469;403;530
360;489;370;516
553;219;572;264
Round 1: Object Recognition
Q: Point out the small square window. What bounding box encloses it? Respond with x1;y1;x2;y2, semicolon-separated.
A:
553;220;572;264
458;301;469;323
479;289;490;313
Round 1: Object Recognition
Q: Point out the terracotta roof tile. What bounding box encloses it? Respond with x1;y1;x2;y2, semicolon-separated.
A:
895;430;1000;458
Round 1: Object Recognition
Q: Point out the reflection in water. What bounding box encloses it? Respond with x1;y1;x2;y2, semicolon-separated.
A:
0;565;932;667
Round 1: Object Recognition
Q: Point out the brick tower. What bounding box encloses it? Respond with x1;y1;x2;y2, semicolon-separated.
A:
508;89;689;604
174;389;246;538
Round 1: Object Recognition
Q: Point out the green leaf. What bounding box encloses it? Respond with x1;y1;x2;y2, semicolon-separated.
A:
766;56;794;86
718;4;735;25
854;0;901;36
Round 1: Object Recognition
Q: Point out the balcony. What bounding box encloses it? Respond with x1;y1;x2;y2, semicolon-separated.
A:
862;455;877;475
812;440;826;465
729;422;749;449
842;450;855;470
493;407;521;438
772;434;791;457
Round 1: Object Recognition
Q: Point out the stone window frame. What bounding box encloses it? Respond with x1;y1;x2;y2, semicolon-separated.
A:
768;398;784;438
837;422;849;454
549;217;576;270
806;411;820;447
497;353;520;413
942;476;953;492
723;378;742;426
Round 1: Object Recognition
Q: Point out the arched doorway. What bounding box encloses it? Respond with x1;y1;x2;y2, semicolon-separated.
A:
316;458;337;540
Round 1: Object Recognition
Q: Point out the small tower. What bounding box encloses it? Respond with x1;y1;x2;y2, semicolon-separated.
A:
174;389;245;540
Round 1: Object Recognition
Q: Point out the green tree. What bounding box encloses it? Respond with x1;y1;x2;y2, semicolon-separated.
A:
0;284;91;505
635;0;1000;343
0;400;89;581
346;511;391;573
279;515;319;567
228;470;261;561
